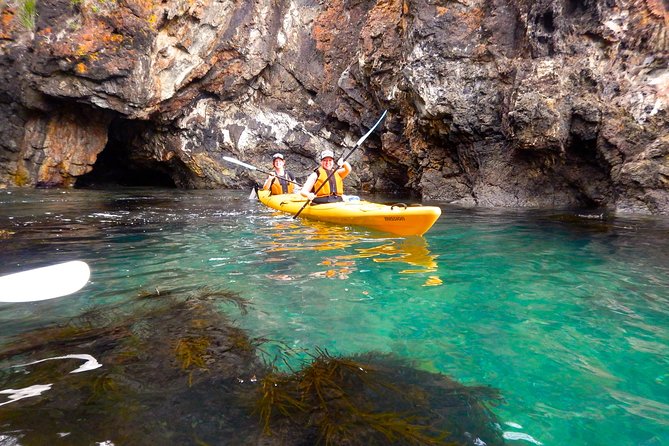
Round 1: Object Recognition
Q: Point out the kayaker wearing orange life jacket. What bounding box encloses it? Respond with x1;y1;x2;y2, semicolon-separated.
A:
300;150;352;204
263;153;297;195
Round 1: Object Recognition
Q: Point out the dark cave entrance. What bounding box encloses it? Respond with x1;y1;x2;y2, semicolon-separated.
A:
76;119;177;188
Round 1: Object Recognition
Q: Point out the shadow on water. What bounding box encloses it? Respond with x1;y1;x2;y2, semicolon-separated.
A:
0;286;502;445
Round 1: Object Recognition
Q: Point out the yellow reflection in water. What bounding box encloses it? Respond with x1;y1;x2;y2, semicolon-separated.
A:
260;217;360;252
346;237;438;272
259;217;441;284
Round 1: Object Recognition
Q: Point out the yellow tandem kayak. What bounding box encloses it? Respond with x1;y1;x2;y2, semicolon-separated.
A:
257;190;441;236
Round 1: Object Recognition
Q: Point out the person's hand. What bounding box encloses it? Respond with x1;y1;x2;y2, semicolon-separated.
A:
337;159;344;167
307;193;316;201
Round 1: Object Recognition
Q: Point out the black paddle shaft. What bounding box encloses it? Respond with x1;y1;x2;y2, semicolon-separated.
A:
293;110;388;219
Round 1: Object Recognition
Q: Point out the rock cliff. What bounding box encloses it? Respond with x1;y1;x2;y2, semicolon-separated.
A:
0;0;667;213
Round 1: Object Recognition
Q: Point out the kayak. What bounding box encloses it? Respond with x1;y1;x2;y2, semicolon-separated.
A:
257;190;441;236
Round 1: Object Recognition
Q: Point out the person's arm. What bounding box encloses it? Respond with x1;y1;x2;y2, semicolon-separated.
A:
300;173;317;200
262;174;275;190
337;160;352;179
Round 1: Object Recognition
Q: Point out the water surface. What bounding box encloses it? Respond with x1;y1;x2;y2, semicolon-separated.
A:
1;187;668;445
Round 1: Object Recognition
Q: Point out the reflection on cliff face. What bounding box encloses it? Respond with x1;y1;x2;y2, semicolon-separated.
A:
258;217;441;285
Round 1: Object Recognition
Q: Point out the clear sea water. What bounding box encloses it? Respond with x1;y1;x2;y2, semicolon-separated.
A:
1;187;668;445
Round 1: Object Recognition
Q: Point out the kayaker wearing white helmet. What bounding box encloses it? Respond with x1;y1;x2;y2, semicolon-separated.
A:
263;152;297;195
300;149;352;204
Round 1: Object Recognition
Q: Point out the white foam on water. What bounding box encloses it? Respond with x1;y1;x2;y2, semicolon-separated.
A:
505;421;524;429
0;384;53;407
13;354;102;374
503;431;543;445
0;355;102;408
89;212;125;219
0;434;22;445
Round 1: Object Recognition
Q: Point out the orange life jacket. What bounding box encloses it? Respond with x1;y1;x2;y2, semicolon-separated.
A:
269;172;295;195
313;166;343;197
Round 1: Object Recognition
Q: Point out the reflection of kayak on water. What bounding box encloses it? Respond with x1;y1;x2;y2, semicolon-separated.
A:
256;190;441;237
350;238;439;272
257;217;441;281
261;219;439;268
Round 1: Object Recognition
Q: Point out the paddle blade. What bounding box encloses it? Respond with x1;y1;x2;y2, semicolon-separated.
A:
0;261;90;303
222;156;258;171
354;109;388;147
249;188;258;199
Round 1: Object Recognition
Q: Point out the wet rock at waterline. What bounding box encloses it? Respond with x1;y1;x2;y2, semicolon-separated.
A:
0;0;667;213
0;289;502;445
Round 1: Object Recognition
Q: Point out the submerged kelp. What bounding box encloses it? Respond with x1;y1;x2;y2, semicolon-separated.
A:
0;291;268;445
136;285;252;315
193;286;253;315
255;349;503;446
0;287;503;445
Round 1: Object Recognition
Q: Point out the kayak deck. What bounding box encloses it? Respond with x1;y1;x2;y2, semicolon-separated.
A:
257;190;441;236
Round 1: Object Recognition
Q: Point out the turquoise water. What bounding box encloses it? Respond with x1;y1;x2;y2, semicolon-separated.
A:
1;187;668;445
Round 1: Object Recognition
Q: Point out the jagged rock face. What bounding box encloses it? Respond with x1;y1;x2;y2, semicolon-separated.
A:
0;0;666;213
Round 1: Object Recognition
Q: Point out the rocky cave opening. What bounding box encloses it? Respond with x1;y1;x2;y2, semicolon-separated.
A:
76;119;177;189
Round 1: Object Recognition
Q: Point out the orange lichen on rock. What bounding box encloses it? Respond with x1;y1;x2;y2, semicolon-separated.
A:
364;0;403;38
103;33;124;44
125;0;158;19
644;0;668;23
49;20;110;58
458;6;485;33
0;8;16;38
76;38;97;57
312;0;342;52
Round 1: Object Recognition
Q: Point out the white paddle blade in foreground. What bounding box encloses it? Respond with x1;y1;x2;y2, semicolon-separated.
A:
0;261;90;303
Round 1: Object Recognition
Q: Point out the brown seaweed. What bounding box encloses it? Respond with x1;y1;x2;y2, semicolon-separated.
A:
252;348;501;445
0;288;503;446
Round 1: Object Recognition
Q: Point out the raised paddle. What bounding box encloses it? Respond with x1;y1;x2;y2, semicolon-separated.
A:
294;110;388;219
0;260;90;303
222;156;301;198
222;156;301;187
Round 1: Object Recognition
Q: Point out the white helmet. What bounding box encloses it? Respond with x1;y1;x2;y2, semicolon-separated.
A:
320;150;335;160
